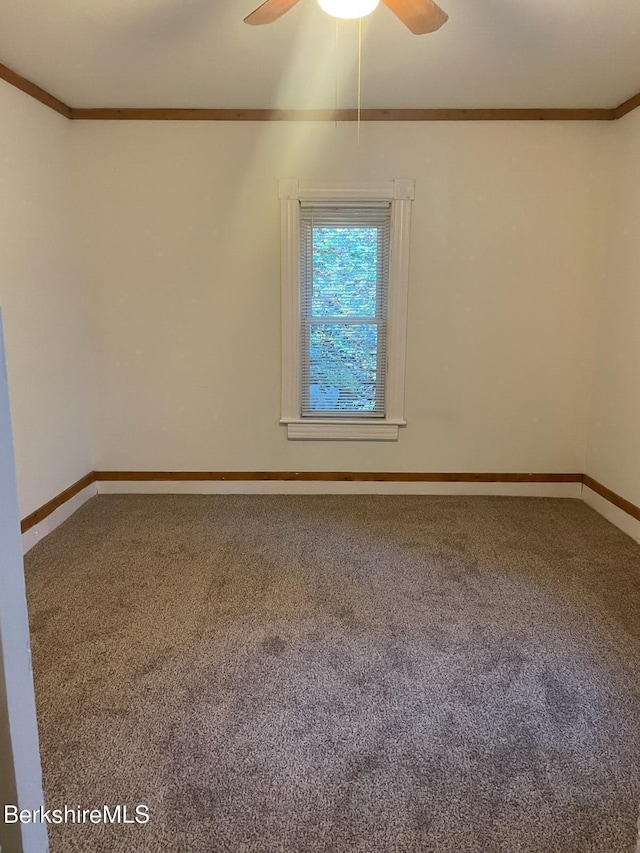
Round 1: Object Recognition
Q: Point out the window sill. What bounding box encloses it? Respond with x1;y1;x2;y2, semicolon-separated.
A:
281;419;405;441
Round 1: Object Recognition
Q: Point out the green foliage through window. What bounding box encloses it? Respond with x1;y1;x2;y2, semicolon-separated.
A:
302;222;386;415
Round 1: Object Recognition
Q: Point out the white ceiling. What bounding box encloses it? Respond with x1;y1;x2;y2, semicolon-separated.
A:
0;0;639;109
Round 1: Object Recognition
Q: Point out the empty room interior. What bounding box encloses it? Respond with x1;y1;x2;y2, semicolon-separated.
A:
1;0;640;850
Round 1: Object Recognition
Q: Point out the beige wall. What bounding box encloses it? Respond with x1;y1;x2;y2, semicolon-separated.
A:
0;80;94;518
2;84;629;500
75;120;606;474
586;110;640;508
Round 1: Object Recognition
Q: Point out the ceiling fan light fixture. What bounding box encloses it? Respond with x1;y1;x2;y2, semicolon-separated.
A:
317;0;379;20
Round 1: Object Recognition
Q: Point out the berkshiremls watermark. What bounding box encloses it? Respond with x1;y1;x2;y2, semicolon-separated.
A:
4;804;150;825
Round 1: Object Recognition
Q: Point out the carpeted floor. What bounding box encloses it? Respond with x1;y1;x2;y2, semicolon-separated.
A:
24;494;640;853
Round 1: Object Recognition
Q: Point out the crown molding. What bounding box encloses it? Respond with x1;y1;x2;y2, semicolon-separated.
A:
0;62;71;118
612;90;640;120
0;60;639;122
68;107;615;121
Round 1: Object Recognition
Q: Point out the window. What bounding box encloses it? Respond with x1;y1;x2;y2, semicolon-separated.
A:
301;206;389;418
280;179;414;441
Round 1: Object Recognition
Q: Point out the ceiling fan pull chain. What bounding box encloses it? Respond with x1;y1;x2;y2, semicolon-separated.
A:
335;19;339;127
357;16;362;145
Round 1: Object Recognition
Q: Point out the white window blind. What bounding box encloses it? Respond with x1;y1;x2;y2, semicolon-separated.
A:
299;205;391;418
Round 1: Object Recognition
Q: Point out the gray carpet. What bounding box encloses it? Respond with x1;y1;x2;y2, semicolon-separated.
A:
24;494;640;853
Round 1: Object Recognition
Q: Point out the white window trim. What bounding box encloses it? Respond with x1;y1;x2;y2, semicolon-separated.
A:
279;178;414;441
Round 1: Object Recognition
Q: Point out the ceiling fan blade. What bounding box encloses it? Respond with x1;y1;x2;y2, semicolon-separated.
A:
244;0;302;25
381;0;448;34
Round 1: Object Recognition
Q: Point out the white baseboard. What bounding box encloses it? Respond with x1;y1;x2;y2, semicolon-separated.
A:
96;480;582;498
582;485;640;543
23;473;639;563
21;482;98;554
19;478;589;553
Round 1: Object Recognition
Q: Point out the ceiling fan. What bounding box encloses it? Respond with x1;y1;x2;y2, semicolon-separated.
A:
244;0;448;35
